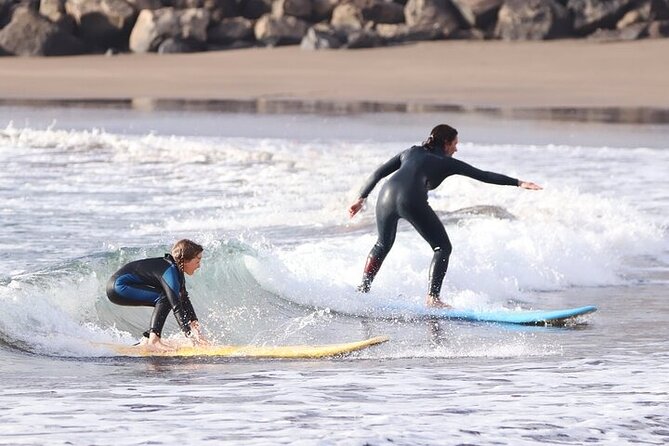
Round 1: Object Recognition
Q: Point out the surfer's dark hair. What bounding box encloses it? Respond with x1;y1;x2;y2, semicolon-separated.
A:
424;124;458;151
171;239;203;272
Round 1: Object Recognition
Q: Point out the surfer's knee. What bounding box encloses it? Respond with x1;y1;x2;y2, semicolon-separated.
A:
432;243;452;257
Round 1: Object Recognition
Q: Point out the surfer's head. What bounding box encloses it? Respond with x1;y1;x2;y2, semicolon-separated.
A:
171;239;204;275
424;124;458;157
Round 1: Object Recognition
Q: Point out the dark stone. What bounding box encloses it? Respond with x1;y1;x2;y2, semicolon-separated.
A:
207;16;254;44
360;0;405;24
495;0;571;40
451;0;503;29
240;0;270;19
300;24;342;49
344;28;382;48
647;19;669;36
588;21;647;41
0;7;86;55
404;0;461;38
157;37;203;53
567;0;635;35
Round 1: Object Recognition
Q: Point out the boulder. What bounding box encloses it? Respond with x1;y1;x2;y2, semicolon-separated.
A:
272;0;312;20
358;0;405;24
312;0;338;21
39;0;76;33
240;0;271;19
588;21;647;41
451;0;503;29
376;22;442;42
647;19;669;36
129;7;210;53
157;36;203;53
331;3;364;30
0;6;86;55
300;23;343;49
208;16;254;44
495;0;571;40
125;0;163;10
650;0;669;19
404;0;460;37
566;0;634;35
1;0;10;28
344;28;382;48
254;13;308;46
65;0;137;50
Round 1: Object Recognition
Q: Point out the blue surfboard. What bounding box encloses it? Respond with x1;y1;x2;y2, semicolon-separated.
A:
383;304;597;325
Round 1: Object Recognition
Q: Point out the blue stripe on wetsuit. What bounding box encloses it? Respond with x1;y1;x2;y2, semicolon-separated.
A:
162;265;182;298
113;273;163;304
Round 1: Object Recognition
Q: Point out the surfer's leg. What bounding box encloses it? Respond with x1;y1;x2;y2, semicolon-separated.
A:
404;203;452;307
148;294;171;338
358;206;399;293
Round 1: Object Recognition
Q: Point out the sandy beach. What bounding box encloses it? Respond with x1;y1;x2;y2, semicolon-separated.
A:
1;39;668;110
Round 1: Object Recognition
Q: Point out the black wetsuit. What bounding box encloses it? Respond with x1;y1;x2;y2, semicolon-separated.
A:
357;145;519;296
106;254;197;337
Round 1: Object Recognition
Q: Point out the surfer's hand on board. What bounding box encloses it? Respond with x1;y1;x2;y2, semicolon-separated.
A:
188;320;209;346
518;180;542;190
349;197;365;218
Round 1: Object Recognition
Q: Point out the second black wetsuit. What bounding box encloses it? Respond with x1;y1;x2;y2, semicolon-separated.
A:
358;145;519;296
106;254;197;337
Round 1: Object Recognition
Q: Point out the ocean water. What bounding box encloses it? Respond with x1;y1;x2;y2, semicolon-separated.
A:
0;104;668;445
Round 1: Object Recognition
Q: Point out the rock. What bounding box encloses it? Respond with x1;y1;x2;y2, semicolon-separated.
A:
272;0;312;20
617;9;645;29
376;22;442;42
180;7;210;41
300;24;343;49
254;13;308;46
358;0;405;24
240;0;271;19
0;6;86;55
495;0;571;40
331;3;364;30
125;0;163;10
647;19;669;36
404;0;460;37
588;21;647;41
207;16;254;44
65;0;137;50
566;0;634;35
157;36;203;53
129;7;210;53
39;0;76;33
451;0;503;29
344;28;382;48
312;0;338;21
0;0;10;27
650;0;669;19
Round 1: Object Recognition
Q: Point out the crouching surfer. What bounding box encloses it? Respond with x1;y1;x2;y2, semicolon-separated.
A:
106;239;209;352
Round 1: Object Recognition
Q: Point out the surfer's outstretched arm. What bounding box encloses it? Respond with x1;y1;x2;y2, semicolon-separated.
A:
349;153;401;218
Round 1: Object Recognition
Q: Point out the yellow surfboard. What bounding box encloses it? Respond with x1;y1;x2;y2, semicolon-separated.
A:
98;335;389;359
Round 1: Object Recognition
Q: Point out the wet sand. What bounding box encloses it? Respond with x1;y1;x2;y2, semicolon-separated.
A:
1;39;668;110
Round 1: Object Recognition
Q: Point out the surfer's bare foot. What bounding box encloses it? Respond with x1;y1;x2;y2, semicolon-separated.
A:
426;295;452;309
146;333;175;352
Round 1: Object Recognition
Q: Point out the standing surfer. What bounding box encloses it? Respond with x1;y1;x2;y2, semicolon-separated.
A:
349;124;542;308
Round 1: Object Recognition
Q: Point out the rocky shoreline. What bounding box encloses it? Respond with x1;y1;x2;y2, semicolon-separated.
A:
0;0;668;56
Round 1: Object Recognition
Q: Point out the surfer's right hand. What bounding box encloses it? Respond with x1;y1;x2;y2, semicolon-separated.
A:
348;198;365;218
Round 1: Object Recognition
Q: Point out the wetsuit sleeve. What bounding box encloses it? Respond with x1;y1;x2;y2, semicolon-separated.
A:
358;153;402;198
448;158;519;186
160;266;192;335
181;294;198;323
